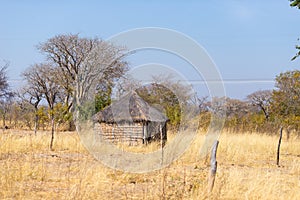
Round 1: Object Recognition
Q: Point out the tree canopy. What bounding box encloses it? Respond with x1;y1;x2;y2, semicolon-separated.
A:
136;75;193;127
290;0;300;61
0;62;13;100
290;0;300;8
38;33;128;108
272;70;300;116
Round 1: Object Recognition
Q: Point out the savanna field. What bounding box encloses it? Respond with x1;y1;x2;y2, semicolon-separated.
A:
0;129;299;200
2;1;300;200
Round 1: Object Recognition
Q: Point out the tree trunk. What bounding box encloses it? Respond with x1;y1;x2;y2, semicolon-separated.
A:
68;120;75;131
160;125;164;165
34;112;39;135
2;112;6;128
261;106;269;120
50;114;55;151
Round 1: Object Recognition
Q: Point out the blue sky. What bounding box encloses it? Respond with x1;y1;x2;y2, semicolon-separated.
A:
0;0;300;99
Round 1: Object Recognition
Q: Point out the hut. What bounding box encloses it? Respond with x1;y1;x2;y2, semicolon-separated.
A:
93;91;168;145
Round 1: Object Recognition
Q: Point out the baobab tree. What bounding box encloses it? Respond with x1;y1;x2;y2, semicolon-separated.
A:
38;34;128;124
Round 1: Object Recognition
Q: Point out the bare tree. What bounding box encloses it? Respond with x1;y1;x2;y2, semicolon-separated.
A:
0;61;14;128
38;34;128;119
17;99;35;129
0;62;13;99
114;75;142;98
0;61;12;100
207;97;227;118
22;63;60;150
18;86;42;135
151;74;193;104
0;97;13;128
247;90;272;120
196;95;209;113
225;98;249;118
206;97;250;119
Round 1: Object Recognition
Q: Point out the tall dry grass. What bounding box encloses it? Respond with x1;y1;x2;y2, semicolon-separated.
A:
0;129;299;199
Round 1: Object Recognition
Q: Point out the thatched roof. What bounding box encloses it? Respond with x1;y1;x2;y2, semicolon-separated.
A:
93;91;168;123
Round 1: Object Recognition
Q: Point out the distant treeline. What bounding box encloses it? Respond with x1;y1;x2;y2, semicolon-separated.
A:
1;34;300;136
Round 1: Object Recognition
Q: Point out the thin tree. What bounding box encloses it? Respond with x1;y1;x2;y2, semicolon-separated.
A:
18;86;42;135
0;97;13;128
0;62;12;99
22;63;60;150
0;62;14;128
197;96;209;113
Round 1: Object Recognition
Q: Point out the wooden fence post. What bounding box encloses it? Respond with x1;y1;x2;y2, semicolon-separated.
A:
276;126;283;166
160;124;164;165
208;140;219;193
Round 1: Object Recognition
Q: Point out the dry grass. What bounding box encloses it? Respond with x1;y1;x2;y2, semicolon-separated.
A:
0;129;299;199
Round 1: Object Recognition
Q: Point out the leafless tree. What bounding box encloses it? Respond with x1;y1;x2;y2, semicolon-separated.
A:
114;75;142;99
16;98;35;129
18;85;42;135
207;97;227;118
247;90;272;120
38;34;128;118
0;61;14;128
0;97;12;128
22;63;60;150
151;74;193;104
0;61;12;100
225;98;250;118
207;97;251;119
196;95;209;113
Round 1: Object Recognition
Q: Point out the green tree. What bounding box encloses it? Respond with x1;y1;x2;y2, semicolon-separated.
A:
95;84;112;112
291;40;300;61
136;75;192;128
290;0;300;8
271;70;300;128
36;106;48;131
53;102;73;130
137;83;182;127
290;0;300;60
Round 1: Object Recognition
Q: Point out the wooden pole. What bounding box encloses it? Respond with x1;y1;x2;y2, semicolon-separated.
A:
276;127;283;166
160;124;164;165
208;140;219;193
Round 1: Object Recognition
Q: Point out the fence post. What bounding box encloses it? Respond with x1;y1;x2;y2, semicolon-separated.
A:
208;140;219;193
160;124;164;165
276;127;283;166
